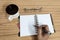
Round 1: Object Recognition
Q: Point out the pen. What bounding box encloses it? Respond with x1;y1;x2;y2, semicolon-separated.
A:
17;16;20;37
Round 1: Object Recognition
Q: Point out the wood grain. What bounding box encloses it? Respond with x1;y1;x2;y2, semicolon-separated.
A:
0;0;60;40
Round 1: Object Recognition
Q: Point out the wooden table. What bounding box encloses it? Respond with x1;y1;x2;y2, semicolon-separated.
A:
0;0;60;40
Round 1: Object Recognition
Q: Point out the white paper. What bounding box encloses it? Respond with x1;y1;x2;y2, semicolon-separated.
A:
20;14;54;37
37;14;54;33
20;15;37;37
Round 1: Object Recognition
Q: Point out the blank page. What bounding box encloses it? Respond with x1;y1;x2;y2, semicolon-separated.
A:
20;15;36;37
37;14;54;33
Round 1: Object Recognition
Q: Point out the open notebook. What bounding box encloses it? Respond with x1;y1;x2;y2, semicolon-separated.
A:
20;14;55;37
